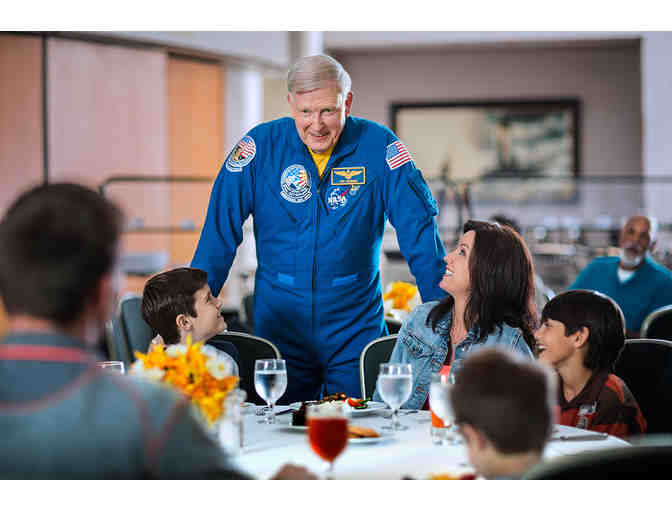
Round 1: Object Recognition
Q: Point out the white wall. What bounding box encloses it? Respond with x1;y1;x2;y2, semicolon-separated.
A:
642;32;672;225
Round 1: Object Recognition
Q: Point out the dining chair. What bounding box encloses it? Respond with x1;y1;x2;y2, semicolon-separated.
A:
209;331;281;405
384;318;402;335
359;334;398;399
523;445;672;479
112;294;156;365
640;304;672;340
613;338;672;434
103;319;131;364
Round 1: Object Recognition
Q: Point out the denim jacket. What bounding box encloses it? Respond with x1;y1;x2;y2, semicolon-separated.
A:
373;301;534;409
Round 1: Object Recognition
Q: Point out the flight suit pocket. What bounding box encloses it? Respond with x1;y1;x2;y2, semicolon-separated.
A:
407;171;439;217
332;273;358;287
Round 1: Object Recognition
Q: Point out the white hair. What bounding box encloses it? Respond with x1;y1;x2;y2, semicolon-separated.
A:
287;54;351;98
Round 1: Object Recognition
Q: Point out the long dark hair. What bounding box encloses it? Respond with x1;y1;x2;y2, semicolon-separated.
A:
427;220;537;351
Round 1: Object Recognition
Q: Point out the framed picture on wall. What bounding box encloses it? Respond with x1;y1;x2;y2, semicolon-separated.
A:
390;99;581;202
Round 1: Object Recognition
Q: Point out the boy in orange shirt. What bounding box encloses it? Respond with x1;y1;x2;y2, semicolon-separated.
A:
535;290;646;438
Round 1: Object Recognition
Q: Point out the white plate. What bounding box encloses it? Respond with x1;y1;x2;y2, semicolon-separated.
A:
289;401;387;417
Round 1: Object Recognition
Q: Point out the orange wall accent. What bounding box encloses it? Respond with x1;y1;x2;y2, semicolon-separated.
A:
0;34;44;217
167;56;224;267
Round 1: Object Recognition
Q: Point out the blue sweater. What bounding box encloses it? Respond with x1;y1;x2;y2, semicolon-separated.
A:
569;256;672;333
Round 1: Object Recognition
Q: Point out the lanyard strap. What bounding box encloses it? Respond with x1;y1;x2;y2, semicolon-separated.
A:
0;344;91;363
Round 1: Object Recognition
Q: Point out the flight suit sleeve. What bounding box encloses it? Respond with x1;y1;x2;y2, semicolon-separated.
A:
191;135;256;296
383;139;447;303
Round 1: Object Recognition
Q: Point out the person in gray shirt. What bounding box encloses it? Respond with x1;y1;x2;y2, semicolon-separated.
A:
0;183;314;480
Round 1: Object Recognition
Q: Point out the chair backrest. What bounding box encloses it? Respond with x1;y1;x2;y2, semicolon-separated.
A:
523;445;672;479
359;334;398;399
641;304;672;340
242;293;254;331
112;295;155;366
210;331;281;405
613;338;672;434
384;318;402;335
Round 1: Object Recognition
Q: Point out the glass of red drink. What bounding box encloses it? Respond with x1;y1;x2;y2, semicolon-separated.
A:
307;403;348;479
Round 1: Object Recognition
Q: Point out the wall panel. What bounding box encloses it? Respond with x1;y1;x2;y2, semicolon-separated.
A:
0;34;43;217
167;56;224;267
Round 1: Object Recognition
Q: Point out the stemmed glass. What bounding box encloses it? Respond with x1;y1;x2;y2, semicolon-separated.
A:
254;359;287;424
307;402;348;479
377;363;413;432
429;372;458;445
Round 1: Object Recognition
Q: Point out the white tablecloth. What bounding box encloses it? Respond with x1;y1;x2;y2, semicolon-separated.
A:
229;405;630;480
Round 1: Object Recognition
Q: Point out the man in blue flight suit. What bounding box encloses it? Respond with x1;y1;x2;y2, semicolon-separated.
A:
191;54;447;403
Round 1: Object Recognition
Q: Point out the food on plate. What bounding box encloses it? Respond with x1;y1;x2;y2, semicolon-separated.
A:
429;472;477;480
347;425;379;439
346;397;370;409
319;392;347;403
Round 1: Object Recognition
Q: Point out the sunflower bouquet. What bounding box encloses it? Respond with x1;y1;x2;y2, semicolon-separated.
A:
383;281;421;321
130;336;239;424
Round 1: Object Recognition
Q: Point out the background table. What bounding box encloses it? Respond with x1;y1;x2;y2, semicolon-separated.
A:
231;405;630;480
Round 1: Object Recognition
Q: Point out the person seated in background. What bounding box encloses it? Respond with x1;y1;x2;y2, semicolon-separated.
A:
535;289;646;439
569;214;672;337
451;348;555;479
0;183;314;480
141;267;240;375
375;220;537;409
489;213;555;314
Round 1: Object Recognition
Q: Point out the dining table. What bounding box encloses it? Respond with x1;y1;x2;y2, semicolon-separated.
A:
226;403;630;480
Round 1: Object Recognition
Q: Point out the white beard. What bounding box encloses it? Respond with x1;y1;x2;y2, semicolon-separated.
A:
620;249;643;269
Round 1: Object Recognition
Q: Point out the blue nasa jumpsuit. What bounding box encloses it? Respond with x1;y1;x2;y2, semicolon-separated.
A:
191;115;446;403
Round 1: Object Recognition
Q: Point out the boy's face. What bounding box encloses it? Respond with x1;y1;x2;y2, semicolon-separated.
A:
186;284;227;342
534;318;577;369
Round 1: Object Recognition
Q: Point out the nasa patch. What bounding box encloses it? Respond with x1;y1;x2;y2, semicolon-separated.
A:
280;164;312;203
327;187;349;210
225;136;256;172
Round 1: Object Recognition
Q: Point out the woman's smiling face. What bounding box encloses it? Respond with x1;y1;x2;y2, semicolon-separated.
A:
439;230;474;298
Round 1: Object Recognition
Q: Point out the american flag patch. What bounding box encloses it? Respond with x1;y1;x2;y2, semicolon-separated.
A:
385;141;412;170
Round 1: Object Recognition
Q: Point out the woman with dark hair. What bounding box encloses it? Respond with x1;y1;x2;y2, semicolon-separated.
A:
374;220;537;409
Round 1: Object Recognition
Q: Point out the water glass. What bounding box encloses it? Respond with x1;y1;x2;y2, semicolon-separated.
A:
218;389;247;456
429;372;458;445
377;363;413;432
96;361;125;374
254;359;287;424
